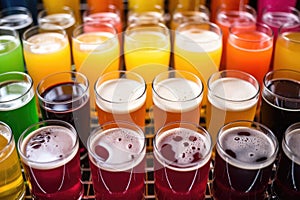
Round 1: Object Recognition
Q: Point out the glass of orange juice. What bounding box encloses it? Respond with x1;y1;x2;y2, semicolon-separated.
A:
274;23;300;71
22;25;71;90
174;21;222;108
124;22;170;113
72;22;120;111
226;23;273;86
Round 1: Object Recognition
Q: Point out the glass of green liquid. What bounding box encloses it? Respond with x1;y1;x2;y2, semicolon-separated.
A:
0;121;25;200
0;72;39;143
0;27;25;73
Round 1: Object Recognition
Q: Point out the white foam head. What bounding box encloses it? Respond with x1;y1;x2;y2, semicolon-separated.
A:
208;77;259;111
96;79;146;114
153;78;203;112
20;125;78;170
154;127;211;171
217;127;277;170
89;127;145;171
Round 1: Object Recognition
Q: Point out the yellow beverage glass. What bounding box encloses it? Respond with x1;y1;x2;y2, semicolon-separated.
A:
124;22;171;114
42;0;81;24
72;22;120;110
274;24;300;71
22;25;71;90
174;21;222;107
128;0;164;13
0;122;25;200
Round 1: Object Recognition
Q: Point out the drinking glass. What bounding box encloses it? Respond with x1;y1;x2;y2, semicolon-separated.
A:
124;22;170;115
260;69;300;144
95;70;146;128
152;70;204;132
22;25;72;91
0;121;25;200
272;122;300;199
215;4;256;69
212;120;278;200
226;23;273;85
87;121;146;200
153;121;212;200
174;21;222;107
18;120;83;200
274;23;300;71
0;27;24;73
37;71;90;158
38;6;76;42
206;70;260;145
0;72;39;143
0;6;33;37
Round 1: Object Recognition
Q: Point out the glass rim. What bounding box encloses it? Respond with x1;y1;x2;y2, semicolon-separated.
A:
175;21;223;43
0;6;32;16
263;69;300;103
36;71;89;105
0;71;33;104
208;69;260;103
18;120;79;165
279;23;300;44
216;120;279;170
0;26;19;41
152;70;204;103
37;5;75;20
72;21;118;41
216;4;257;20
0;121;13;156
94;70;146;104
87;120;146;170
22;25;67;43
229;22;274;44
153;121;212;171
283;122;300;162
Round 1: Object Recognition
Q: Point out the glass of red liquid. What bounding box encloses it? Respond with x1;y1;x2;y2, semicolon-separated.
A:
153;121;212;200
260;69;300;144
37;71;90;159
272;122;300;199
87;121;146;200
212;120;278;200
18;120;83;200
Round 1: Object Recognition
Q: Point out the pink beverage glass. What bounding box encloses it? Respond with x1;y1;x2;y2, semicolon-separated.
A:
212;120;278;200
257;0;297;22
262;6;300;40
215;4;256;69
272;122;300;199
83;5;122;33
153;121;212;200
18;120;83;200
87;121;146;200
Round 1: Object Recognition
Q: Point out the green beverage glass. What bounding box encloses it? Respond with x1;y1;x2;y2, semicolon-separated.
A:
0;72;39;143
0;27;25;73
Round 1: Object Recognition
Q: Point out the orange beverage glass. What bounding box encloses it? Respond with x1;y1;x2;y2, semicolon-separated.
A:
226;23;273;86
216;4;256;69
87;0;124;22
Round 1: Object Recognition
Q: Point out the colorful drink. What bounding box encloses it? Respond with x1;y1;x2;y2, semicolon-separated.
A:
0;27;24;73
260;70;300;143
274;24;300;71
0;72;39;143
273;122;300;200
0;122;25;200
18;120;83;200
88;121;146;200
37;72;90;158
212;121;278;200
95;71;146;128
153;122;212;200
226;23;273;85
23;26;71;90
206;70;260;145
152;70;203;132
128;0;164;13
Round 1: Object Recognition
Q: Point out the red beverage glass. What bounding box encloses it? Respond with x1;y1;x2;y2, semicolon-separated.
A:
153;121;212;200
87;121;146;200
18;120;83;200
212;120;278;200
273;122;300;199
